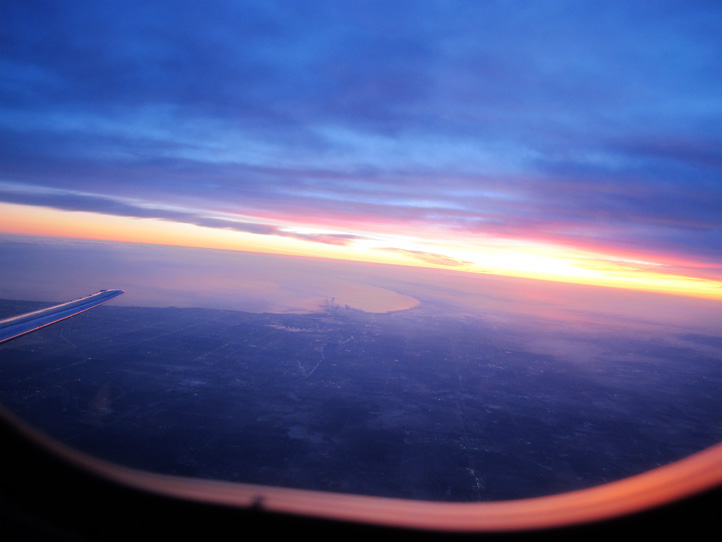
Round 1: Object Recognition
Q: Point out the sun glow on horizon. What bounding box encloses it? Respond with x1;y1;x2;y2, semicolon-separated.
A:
1;201;720;302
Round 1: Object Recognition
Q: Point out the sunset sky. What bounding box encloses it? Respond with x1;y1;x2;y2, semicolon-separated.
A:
1;1;721;299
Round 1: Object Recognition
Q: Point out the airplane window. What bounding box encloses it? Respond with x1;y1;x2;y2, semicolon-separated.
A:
0;0;720;532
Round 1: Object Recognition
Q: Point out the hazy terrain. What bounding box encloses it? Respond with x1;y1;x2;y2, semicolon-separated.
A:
1;235;721;501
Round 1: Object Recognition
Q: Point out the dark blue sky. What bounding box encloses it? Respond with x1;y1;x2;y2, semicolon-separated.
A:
1;1;720;284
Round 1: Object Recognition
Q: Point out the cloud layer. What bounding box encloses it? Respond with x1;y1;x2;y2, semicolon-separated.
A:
1;1;720;274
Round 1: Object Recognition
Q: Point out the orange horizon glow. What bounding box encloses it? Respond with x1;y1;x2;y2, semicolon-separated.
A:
1;201;721;301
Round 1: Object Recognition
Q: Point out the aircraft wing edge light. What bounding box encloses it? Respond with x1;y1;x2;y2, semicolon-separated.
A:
0;289;125;344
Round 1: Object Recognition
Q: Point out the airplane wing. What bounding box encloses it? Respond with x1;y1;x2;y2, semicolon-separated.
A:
0;289;124;344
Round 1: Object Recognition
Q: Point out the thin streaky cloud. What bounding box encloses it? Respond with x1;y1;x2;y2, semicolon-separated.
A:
380;247;473;268
0;186;364;247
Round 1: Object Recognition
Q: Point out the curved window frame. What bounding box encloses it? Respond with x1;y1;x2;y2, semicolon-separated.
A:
3;402;721;534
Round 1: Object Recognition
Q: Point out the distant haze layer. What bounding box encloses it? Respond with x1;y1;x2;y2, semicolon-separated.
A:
1;234;720;334
0;235;418;314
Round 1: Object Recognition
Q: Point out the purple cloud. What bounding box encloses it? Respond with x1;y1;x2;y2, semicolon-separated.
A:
0;1;720;276
0;186;364;247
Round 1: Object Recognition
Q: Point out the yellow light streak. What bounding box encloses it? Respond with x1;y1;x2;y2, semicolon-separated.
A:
1;202;720;301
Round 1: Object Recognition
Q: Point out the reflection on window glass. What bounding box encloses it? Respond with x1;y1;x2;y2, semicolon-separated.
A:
0;1;720;503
